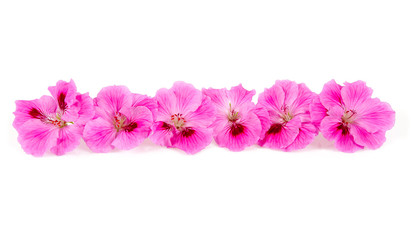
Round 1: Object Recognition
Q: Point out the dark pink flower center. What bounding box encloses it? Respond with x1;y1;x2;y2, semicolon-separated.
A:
267;123;283;135
57;92;68;111
181;127;195;137
171;113;186;130
29;108;45;119
29;107;68;128
113;113;138;132
337;123;349;135
230;123;245;136
342;110;357;124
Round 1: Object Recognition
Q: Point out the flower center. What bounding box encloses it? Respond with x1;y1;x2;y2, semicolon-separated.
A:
227;103;240;122
113;112;138;132
171;113;186;130
342;110;356;124
280;105;293;123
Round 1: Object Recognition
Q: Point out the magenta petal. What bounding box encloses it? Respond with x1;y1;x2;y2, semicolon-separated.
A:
111;106;153;150
48;79;78;112
276;80;299;107
259;117;301;150
341;80;373;110
50;125;83;156
214;113;262;151
285;122;318;151
309;95;328;130
319;79;343;109
254;105;270;140
227;84;256;110
72;93;95;126
257;84;285;115
290;83;316;116
354;98;395;133
154;88;177;122
131;93;157;120
171;81;203;115
95;85;133;119
202;88;229;111
171;127;213;154
350;125;386;150
335;133;364;153
184;95;216;128
13;95;57;131
150;121;176;147
83;118;117;153
17;120;59;157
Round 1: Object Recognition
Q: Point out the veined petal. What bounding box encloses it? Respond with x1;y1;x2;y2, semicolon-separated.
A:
72;93;95;126
335;133;364;153
202;88;229;111
227;84;256;110
254;105;270;140
257;84;285;116
50;124;83;156
95;85;133;119
17;119;59;157
83;117;117;153
171;81;202;115
258;117;301;150
276;80;298;107
184;95;216;128
214;113;262;151
290;83;315;116
154;88;177;122
13;95;57;131
354;97;395;133
341;80;373;110
48;79;78;113
150;121;176;147
285;122;318;151
350;125;386;150
319;79;343;109
171;127;213;154
310;95;328;129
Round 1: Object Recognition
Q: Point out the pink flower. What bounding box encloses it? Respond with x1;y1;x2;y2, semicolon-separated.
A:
13;80;94;156
256;80;318;151
202;85;263;151
150;82;215;154
83;86;155;153
310;80;395;152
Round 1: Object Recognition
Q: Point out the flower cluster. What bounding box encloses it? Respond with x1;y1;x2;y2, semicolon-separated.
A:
13;80;395;156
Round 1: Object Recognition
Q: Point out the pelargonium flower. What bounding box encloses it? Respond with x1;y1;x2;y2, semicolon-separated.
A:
202;85;263;151
83;86;156;152
310;80;395;153
256;80;318;151
13;80;94;156
150;82;215;154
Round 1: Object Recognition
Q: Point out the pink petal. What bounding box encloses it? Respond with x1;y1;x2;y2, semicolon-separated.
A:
354;98;395;133
254;105;270;140
341;80;373;110
285;122;318;151
227;84;256;110
154;88;177;122
214;113;262;151
150;121;176;147
309;95;328;130
83;117;117;153
48;79;78;113
319;79;343;109
111;106;153;150
13;95;57;131
350;125;386;150
171;127;213;154
290;83;316;116
72;93;95;126
335;133;364;153
276;80;299;107
131;93;157;120
170;81;203;115
258;117;301;150
184;95;216;128
257;84;285;116
94;85;133;120
17;120;59;157
202;88;229;111
50;124;83;156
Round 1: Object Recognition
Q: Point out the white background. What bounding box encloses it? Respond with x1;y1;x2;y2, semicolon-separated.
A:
1;1;410;239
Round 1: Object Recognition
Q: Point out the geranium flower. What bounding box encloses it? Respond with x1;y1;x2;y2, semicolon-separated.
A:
202;85;263;151
150;82;215;154
256;80;318;151
310;80;395;152
13;80;94;156
83;86;155;152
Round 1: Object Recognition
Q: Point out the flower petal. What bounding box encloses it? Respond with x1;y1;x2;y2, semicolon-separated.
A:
48;79;77;112
150;121;176;147
258;117;301;150
354;98;395;133
171;81;202;115
72;93;95;126
214;113;262;151
50;124;83;156
171;127;213;154
257;84;285;116
83;117;117;153
319;79;343;109
17;120;59;157
285;122;318;151
350;124;386;150
341;80;373;110
131;93;157;120
290;83;315;116
254;105;270;140
94;85;132;120
154;88;177;122
184;95;216;128
227;84;256;110
202;88;229;111
309;95;328;130
335;133;364;153
276;80;299;107
111;106;154;150
13;95;57;131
